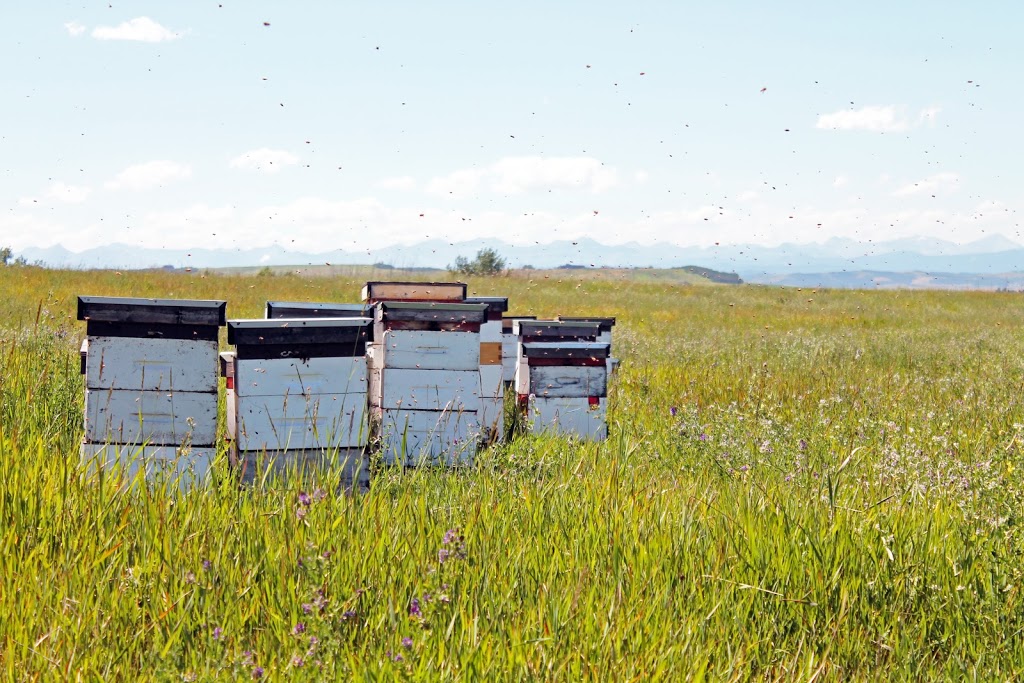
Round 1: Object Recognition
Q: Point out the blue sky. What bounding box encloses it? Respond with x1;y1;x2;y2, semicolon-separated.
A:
2;1;1020;261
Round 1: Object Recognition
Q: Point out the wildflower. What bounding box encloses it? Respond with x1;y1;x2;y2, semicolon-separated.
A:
670;406;678;417
298;491;311;506
296;506;307;521
252;666;264;679
409;598;421;617
402;637;414;649
442;529;459;545
739;464;749;472
184;571;196;584
308;636;319;649
698;433;708;442
291;656;305;668
302;603;313;614
798;439;808;451
292;622;306;635
311;487;326;502
784;474;793;482
212;626;223;640
341;610;357;621
202;559;212;571
438;548;451;564
241;651;255;665
386;650;404;663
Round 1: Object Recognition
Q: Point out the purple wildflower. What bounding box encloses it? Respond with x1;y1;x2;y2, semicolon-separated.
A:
202;559;212;571
298;491;311;506
302;603;313;615
438;548;451;563
784;474;793;482
409;598;421;617
386;651;404;663
292;622;306;636
241;651;254;665
252;666;264;679
798;439;808;451
291;656;305;668
311;487;326;502
739;464;749;472
295;506;307;521
670;406;678;417
342;610;357;621
698;433;708;442
402;637;414;649
442;529;459;545
212;626;223;640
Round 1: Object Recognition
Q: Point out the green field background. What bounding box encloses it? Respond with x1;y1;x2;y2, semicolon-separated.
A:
1;265;1023;681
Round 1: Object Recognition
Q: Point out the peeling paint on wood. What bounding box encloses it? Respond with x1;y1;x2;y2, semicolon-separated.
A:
235;392;369;450
530;365;608;398
84;336;218;392
84;389;218;445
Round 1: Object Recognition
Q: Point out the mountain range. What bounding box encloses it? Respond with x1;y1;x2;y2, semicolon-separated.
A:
15;234;1024;290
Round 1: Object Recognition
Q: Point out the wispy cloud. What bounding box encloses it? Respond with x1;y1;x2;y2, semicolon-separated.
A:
64;21;86;37
892;172;960;196
19;182;92;206
91;17;183;43
105;160;192;191
816;105;941;133
229;148;299;174
426;156;619;198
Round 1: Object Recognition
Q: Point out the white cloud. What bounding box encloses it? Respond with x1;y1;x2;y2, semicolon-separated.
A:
18;182;92;206
376;176;418;191
64;21;86;37
91;17;183;43
892;172;960;196
229;148;299;174
833;176;848;188
426;156;619;198
105;160;192;191
816;105;940;133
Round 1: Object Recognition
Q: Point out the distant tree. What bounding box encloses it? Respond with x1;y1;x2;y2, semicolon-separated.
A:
449;248;507;276
0;246;12;266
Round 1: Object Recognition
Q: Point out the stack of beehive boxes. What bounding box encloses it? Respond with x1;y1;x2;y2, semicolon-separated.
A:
223;316;372;488
501;315;537;388
514;320;610;441
78;296;226;488
557;316;618;377
363;282;487;466
465;296;509;443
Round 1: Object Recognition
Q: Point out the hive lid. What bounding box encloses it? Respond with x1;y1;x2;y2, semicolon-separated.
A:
77;296;226;326
266;301;371;319
227;317;372;345
376;301;488;325
521;341;610;360
464;296;510;318
557;316;616;332
514;320;601;340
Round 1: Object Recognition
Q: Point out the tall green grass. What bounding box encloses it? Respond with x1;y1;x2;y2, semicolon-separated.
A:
1;265;1022;680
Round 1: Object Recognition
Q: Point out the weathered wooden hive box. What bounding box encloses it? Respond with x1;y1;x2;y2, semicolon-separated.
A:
557;316;618;376
465;296;509;443
223;317;372;487
514;320;610;441
368;300;487;466
77;295;226;487
361;281;467;305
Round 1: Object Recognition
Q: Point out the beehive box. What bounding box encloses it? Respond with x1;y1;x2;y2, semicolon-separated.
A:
513;320;610;441
80;443;217;491
558;316;618;376
466;297;509;443
369;301;487;466
225;318;372;458
361;281;466;304
78;296;226;488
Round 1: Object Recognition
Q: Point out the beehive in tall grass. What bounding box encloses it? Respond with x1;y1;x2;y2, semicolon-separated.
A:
77;295;226;488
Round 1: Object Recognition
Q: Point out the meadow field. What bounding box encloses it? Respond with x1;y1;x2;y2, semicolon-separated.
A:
1;265;1023;681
